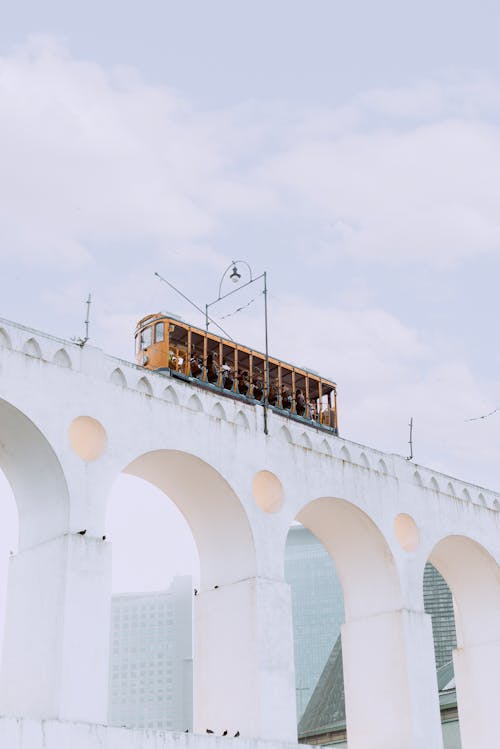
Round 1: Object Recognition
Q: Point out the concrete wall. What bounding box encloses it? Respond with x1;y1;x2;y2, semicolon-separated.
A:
0;717;301;749
0;316;498;749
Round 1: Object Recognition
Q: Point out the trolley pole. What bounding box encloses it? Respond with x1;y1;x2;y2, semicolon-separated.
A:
263;271;269;435
206;261;270;436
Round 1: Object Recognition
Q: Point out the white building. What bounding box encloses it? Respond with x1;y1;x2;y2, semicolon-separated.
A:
108;576;193;731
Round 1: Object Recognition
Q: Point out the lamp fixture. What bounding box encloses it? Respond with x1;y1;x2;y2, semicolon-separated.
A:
230;265;241;283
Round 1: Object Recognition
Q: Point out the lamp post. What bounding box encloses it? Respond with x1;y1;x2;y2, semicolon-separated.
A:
206;260;270;435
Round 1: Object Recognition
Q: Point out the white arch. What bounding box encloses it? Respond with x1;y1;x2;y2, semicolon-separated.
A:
319;438;332;456
122;449;256;589
0;397;69;548
279;425;292;443
377;458;388;474
210;402;227;421
478;492;487;507
295;497;407;748
428;533;500;650
187;394;203;412
413;470;423;487
446;481;456;496
235;411;250;429
137;376;153;396
296;497;401;620
299;432;312;450
462;487;471;502
163;385;179;404
0;327;12;348
53;348;72;369
429;476;439;492
110;367;127;387
23;337;42;359
429;535;500;747
340;445;351;462
359;452;370;469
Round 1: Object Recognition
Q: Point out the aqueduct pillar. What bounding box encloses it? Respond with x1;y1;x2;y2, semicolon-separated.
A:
0;534;112;724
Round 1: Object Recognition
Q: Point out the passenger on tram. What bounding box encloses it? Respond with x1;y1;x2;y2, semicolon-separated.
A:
296;388;306;416
252;371;264;401
281;385;292;410
237;369;249;396
222;361;234;390
190;350;203;378
308;401;317;420
269;379;279;406
221;358;231;387
206;352;219;384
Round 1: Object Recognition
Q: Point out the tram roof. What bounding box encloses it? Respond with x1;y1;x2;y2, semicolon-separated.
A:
136;311;337;387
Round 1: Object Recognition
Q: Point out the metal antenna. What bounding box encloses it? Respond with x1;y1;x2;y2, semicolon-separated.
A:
406;417;414;461
72;293;92;347
84;293;92;343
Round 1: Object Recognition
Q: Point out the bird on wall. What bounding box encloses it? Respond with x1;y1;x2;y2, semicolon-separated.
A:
206;729;214;734
222;730;228;736
214;585;219;589
194;588;198;596
234;731;240;737
77;530;87;535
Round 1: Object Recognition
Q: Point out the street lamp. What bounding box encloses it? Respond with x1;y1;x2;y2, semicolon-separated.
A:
206;260;270;435
229;265;241;283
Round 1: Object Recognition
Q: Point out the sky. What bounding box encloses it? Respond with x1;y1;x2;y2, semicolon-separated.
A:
1;1;500;604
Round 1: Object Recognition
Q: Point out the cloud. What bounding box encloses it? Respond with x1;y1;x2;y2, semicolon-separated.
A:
1;36;500;488
261;117;500;267
223;292;500;487
0;37;259;269
2;39;500;273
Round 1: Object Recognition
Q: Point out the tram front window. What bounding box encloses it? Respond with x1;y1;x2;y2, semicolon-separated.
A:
155;322;164;343
141;327;152;349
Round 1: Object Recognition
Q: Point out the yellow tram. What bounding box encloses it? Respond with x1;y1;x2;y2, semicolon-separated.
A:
135;312;338;433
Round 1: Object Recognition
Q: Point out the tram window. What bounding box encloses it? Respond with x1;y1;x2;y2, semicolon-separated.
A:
206;337;220;384
268;361;280;406
308;378;320;420
141;327;152;349
135;336;140;355
252;355;265;401
190;331;205;378
222;344;236;391
320;386;334;427
169;324;188;373
155;322;164;343
237;350;250;396
295;373;307;416
280;366;293;410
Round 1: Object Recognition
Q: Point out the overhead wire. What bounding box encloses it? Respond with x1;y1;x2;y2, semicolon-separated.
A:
465;408;498;422
219;293;261;320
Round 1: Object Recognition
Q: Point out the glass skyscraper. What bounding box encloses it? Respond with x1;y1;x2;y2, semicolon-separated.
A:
285;524;457;726
423;563;457;668
108;575;193;731
285;525;344;720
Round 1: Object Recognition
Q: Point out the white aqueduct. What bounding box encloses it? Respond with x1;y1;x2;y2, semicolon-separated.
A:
0;317;498;749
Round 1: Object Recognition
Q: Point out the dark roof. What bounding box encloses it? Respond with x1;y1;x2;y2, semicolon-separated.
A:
298;634;345;736
436;660;455;691
298;636;456;739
